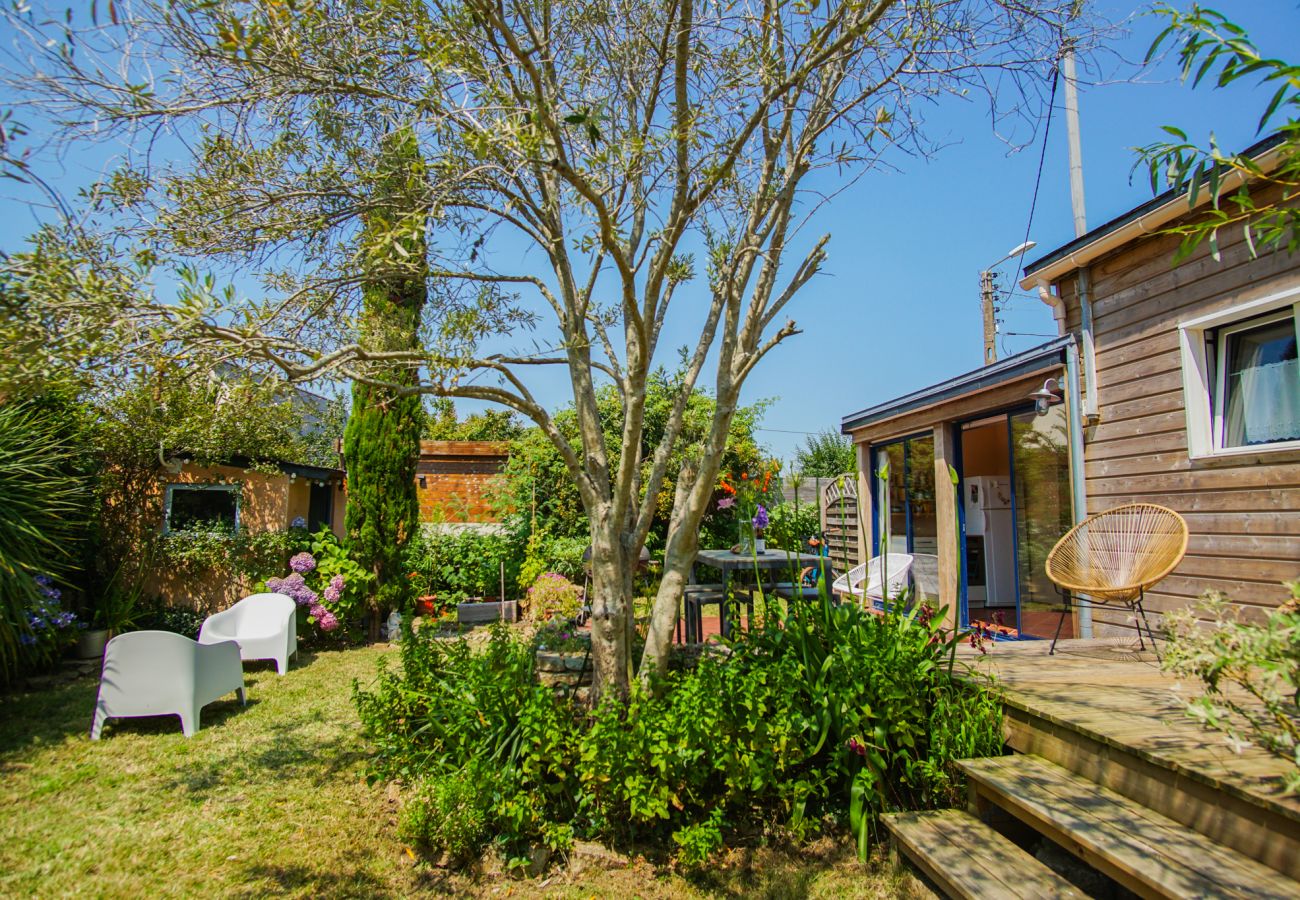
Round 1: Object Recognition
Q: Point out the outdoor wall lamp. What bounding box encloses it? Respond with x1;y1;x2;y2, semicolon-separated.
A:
1029;378;1063;416
418;475;427;488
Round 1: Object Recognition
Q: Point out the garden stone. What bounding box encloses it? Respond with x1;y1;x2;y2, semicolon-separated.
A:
568;841;628;874
524;846;551;878
534;653;567;673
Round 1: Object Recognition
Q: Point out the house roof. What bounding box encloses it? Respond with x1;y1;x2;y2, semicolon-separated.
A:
840;335;1073;434
174;453;344;481
1021;132;1286;286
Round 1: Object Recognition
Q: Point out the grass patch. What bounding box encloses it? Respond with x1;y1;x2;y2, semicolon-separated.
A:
0;646;922;898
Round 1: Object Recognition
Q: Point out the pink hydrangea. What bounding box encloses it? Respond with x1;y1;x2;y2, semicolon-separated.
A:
290;552;317;574
323;574;345;603
317;609;339;632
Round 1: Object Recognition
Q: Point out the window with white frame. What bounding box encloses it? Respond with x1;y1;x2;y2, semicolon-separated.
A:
1178;285;1300;459
164;484;240;533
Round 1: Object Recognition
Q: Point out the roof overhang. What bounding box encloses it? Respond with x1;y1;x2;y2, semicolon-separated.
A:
1020;133;1286;290
841;336;1073;435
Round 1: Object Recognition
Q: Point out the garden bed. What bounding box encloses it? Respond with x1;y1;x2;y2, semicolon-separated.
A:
457;598;518;625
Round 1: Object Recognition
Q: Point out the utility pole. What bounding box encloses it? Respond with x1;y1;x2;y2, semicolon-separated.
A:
1063;41;1087;237
980;269;998;365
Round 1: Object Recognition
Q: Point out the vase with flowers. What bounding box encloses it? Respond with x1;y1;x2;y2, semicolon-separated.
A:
717;465;778;555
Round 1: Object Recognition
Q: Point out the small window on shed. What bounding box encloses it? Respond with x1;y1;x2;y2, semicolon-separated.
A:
165;484;240;533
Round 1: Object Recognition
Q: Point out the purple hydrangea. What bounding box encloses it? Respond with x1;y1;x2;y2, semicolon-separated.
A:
267;572;318;607
323;574;345;603
752;504;769;530
317;609;339;632
289;552;317;574
291;516;307;529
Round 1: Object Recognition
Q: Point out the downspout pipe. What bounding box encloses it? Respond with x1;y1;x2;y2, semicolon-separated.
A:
1076;268;1100;423
1063;340;1093;639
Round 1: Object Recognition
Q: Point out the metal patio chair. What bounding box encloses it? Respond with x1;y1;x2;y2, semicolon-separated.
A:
1045;503;1189;657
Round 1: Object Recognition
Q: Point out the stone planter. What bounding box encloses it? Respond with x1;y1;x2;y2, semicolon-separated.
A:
75;628;110;661
456;598;518;626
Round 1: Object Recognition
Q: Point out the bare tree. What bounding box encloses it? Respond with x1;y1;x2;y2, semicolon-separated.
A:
3;0;1094;700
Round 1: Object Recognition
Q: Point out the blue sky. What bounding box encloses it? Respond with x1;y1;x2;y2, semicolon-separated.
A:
3;2;1298;465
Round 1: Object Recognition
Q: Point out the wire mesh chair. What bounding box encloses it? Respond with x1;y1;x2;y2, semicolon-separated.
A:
1045;503;1189;657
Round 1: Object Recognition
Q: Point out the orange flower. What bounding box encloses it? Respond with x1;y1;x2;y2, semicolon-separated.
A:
741;472;748;480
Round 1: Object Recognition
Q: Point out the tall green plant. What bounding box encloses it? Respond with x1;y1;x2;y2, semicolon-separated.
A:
0;403;88;669
344;127;428;633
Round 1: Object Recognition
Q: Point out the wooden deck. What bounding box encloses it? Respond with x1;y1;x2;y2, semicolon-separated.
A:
955;637;1300;881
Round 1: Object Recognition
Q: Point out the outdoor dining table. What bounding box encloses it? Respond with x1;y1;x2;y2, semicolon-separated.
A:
689;549;829;639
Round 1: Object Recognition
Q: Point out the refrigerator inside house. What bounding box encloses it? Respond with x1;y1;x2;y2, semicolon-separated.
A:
964;476;1017;608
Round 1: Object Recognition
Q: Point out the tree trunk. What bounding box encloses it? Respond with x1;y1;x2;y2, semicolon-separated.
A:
586;522;636;704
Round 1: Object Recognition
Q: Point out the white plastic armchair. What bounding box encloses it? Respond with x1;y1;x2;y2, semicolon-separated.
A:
90;630;245;739
199;592;297;675
831;554;915;609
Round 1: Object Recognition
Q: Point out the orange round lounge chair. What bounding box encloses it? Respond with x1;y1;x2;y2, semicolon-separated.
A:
1044;503;1189;656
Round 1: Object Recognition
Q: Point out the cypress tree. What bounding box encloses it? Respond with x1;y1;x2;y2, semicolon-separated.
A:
344;128;427;637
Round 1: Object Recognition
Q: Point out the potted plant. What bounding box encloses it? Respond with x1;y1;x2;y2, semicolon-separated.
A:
77;569;142;659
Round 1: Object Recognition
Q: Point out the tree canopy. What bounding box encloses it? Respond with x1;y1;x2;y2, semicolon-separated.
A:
3;0;1095;698
1136;4;1300;260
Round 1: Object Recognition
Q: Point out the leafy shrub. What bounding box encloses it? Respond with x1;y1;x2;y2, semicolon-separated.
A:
0;402;87;675
1162;581;1300;792
763;502;821;551
671;807;725;869
262;527;372;639
523;573;583;622
406;525;527;603
356;590;1002;864
400;768;492;860
136;600;205;639
518;531;588;591
159;524;294;584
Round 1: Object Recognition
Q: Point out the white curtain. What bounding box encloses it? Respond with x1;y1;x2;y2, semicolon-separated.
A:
1226;341;1300;446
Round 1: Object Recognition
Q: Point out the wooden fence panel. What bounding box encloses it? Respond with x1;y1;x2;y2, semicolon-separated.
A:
821;474;862;574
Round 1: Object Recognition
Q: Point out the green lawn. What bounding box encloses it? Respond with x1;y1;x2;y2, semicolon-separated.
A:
0;645;923;898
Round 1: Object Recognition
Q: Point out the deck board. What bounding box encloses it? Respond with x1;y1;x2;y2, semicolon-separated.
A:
957;638;1300;825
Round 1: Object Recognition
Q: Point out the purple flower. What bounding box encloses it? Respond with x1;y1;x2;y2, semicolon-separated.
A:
317;609;339;632
716;497;736;510
268;572;317;606
291;516;307;529
323;574;345;603
289;552;317;574
752;504;769;530
310;603;327;620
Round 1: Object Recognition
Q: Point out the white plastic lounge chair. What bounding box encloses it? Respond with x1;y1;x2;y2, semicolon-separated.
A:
831;553;914;610
199;592;297;675
90;630;245;739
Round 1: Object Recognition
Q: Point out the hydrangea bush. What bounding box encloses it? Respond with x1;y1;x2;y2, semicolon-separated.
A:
264;527;371;637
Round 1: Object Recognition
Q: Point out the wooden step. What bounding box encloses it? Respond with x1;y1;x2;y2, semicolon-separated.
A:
1000;692;1300;879
959;754;1300;900
882;808;1084;899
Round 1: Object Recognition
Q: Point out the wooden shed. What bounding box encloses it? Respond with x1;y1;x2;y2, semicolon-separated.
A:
415;441;510;524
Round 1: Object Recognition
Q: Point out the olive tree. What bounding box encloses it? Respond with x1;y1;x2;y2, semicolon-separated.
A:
4;0;1092;700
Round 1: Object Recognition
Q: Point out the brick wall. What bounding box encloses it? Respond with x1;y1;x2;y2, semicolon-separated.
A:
416;441;510;523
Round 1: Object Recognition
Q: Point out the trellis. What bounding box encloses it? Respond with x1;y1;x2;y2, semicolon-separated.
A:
820;474;862;574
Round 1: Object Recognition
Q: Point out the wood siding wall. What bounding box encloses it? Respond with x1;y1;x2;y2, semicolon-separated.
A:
1056;213;1300;632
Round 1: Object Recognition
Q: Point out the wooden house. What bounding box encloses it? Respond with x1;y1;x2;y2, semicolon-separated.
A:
840;135;1299;639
